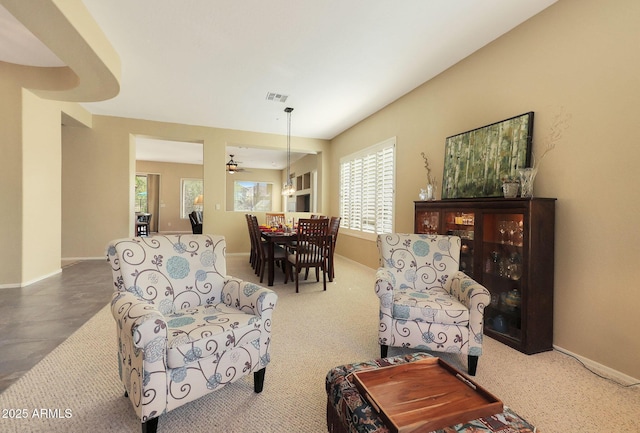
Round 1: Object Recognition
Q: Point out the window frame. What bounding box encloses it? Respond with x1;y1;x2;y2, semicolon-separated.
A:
339;137;396;241
233;180;274;212
180;178;204;219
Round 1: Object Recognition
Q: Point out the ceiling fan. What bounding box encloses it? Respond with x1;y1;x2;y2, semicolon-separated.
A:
226;154;249;174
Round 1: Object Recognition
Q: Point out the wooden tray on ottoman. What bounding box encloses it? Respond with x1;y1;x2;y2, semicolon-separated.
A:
352;357;503;433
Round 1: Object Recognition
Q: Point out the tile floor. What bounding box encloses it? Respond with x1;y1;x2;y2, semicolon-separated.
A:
0;260;114;393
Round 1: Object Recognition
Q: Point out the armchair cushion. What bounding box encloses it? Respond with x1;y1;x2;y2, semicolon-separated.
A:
391;289;469;325
165;303;262;368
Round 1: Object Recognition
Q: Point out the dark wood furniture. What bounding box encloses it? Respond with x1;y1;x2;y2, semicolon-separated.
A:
352;357;502;433
414;198;556;354
261;231;297;286
284;218;331;292
326;353;537;433
248;215;287;284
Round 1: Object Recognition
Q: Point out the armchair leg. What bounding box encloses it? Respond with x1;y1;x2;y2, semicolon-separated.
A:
254;368;266;393
380;344;388;358
468;355;479;376
142;417;158;433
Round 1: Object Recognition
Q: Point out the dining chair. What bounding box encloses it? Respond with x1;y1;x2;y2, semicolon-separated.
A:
265;212;286;227
284;218;330;292
245;214;258;270
328;216;341;281
249;215;288;283
189;210;203;234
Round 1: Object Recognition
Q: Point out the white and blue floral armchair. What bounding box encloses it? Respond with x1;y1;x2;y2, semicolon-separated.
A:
375;234;490;375
107;235;277;433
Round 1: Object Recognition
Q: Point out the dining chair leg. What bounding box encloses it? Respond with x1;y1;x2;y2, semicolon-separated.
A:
322;264;327;291
259;261;265;283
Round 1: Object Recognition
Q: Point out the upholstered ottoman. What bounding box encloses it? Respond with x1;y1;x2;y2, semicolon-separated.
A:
325;353;536;433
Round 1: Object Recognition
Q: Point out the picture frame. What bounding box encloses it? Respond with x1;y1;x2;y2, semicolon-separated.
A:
441;112;534;199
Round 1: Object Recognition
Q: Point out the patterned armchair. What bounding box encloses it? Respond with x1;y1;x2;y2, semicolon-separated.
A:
107;235;277;433
375;234;490;375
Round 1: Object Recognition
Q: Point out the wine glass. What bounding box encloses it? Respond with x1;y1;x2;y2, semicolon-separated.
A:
507;221;518;245
498;221;507;243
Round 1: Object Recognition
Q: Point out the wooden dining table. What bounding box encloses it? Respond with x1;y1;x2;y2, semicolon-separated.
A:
260;230;333;286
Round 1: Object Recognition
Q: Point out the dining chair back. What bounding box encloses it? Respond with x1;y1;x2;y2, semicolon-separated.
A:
189;211;203;234
246;214;258;269
328;216;341;280
249;215;287;283
265;212;286;227
285;218;330;292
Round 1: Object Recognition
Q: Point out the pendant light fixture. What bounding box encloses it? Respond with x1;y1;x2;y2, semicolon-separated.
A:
226;154;238;174
282;107;296;196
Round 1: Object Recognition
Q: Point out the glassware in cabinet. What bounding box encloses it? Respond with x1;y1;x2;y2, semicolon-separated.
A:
482;212;525;343
415;210;440;234
444;211;476;278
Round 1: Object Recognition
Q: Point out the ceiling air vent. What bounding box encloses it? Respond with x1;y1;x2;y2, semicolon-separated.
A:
265;92;288;103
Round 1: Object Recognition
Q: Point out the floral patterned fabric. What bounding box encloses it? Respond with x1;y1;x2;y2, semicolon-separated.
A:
325;353;536;433
375;234;490;360
107;235;277;422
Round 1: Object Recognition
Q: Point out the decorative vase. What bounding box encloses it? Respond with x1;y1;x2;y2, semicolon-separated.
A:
493;315;507;333
518;167;538;198
419;184;435;201
502;181;519;198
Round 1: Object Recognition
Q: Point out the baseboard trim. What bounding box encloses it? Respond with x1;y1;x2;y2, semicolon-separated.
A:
62;257;104;262
0;268;64;289
553;344;639;386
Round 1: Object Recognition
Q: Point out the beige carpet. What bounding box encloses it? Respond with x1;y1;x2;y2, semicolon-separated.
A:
0;254;638;432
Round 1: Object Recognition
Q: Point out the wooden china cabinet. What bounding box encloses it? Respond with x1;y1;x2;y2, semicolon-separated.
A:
414;198;556;354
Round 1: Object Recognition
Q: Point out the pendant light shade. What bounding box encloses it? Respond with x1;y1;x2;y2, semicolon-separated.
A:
282;107;296;196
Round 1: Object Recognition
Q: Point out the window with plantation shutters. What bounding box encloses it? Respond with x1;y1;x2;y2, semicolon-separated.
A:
339;137;395;237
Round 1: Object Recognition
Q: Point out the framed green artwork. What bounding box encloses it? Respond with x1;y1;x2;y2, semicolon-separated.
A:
442;112;534;199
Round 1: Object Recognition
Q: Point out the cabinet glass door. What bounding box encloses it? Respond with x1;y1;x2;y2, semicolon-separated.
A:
415;210;440;234
482;212;524;343
443;211;475;277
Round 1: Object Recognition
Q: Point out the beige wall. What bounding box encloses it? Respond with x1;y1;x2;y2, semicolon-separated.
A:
136;160;204;233
330;0;640;379
22;90;62;281
0;63;24;286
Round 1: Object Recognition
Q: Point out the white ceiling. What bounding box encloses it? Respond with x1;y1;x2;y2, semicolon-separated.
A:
1;0;558;167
